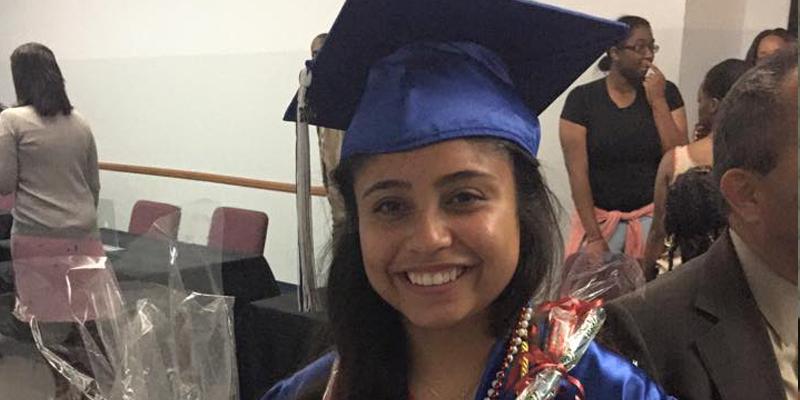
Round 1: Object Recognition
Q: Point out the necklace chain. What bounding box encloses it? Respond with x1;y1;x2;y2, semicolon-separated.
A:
482;305;534;400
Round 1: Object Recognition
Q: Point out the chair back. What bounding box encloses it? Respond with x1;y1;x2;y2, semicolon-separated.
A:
208;207;268;255
128;200;181;240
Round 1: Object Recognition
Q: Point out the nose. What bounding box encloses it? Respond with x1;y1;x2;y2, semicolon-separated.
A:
406;208;452;254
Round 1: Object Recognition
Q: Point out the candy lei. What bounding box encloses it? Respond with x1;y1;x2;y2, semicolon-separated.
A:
483;304;535;400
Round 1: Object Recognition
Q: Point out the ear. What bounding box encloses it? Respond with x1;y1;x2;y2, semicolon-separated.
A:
608;47;620;63
719;168;761;224
709;97;722;115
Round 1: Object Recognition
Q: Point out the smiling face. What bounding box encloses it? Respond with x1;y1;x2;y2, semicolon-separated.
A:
353;139;520;330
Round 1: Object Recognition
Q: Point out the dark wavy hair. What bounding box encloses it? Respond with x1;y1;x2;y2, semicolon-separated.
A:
11;42;73;117
320;138;562;399
664;167;726;267
701;59;749;101
598;15;651;72
744;28;797;67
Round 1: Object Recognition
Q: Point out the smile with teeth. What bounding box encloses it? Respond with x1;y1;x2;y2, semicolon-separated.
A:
406;267;465;287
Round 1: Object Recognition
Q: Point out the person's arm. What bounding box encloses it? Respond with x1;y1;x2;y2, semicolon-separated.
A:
0;114;18;195
644;65;687;152
642;150;674;280
559;118;607;254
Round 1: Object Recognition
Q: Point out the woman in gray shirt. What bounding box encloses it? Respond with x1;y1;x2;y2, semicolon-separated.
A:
0;42;100;238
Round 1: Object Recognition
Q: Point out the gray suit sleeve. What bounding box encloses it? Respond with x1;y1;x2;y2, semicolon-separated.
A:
601;301;663;385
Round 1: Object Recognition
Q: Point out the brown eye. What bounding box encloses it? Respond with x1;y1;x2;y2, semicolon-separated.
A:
446;190;485;208
373;198;411;218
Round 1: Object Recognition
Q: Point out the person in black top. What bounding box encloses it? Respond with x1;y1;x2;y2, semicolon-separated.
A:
560;15;686;263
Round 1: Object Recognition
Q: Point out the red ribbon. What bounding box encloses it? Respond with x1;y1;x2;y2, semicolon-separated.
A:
528;347;586;400
536;297;603;317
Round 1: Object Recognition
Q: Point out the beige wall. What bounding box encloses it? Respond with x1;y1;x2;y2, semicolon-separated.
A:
679;0;791;134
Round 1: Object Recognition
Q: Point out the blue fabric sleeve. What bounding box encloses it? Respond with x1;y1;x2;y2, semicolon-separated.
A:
560;341;676;399
260;352;336;400
262;342;673;400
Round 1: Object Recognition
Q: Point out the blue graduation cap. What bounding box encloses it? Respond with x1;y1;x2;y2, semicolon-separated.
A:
285;0;627;159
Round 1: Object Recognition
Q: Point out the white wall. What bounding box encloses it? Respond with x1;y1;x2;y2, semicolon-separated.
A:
740;0;793;53
679;0;791;133
0;0;346;284
0;1;346;59
0;0;719;284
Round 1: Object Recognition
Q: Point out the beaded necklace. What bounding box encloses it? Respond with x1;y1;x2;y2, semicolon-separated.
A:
482;304;534;400
407;304;535;400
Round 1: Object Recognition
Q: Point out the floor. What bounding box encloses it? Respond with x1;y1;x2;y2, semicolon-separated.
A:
0;330;58;399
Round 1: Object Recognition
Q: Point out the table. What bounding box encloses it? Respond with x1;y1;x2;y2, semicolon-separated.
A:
0;240;8;264
0;229;281;304
236;292;331;400
0;227;293;399
99;229;280;303
0;211;11;241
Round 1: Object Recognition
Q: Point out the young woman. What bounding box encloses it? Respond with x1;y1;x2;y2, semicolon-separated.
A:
641;59;749;278
264;1;675;399
0;42;101;241
0;42;111;399
745;28;796;67
560;16;687;262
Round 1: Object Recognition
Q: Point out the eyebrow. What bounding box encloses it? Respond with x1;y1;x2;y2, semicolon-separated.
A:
361;179;411;199
359;170;495;199
434;170;495;188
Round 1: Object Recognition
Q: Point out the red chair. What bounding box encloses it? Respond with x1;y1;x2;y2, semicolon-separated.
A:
128;200;181;240
207;207;268;255
0;193;14;210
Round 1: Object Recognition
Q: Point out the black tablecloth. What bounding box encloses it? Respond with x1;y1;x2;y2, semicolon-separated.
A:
0;229;280;303
0;212;11;241
0;240;8;264
236;292;331;400
100;229;280;302
0;212;11;264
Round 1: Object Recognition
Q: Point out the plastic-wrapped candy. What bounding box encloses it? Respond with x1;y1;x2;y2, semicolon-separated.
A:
559;251;645;303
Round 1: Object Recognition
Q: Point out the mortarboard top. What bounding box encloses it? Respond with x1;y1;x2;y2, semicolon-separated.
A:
285;0;627;159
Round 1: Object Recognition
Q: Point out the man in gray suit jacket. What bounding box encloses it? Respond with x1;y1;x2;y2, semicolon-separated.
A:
605;47;798;400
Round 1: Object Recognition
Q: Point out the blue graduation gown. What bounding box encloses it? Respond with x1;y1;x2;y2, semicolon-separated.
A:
262;341;675;400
